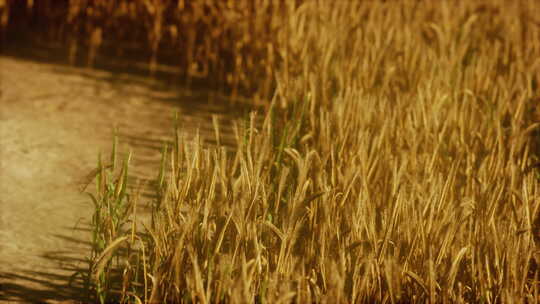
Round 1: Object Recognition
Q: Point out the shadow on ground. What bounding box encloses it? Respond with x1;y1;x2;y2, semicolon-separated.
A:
1;233;92;303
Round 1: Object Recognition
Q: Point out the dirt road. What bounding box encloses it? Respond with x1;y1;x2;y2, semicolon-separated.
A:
0;55;246;303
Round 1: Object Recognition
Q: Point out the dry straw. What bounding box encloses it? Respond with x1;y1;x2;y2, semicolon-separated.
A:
10;0;540;302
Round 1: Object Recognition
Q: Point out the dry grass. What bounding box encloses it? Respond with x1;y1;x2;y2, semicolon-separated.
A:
7;0;540;303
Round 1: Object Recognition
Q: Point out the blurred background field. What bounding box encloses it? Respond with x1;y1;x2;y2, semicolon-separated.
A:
2;0;540;303
3;0;540;106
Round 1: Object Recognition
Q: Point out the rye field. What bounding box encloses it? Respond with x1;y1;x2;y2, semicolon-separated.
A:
3;0;540;303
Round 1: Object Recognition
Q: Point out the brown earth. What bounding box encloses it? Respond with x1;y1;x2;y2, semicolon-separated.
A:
0;54;251;303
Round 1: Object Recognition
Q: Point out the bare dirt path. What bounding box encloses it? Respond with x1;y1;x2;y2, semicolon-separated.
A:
0;55;247;303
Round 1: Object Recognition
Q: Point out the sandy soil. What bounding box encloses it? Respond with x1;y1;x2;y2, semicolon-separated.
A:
0;55;248;303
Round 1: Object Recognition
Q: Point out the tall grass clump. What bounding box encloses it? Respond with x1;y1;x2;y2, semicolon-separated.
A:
78;0;540;303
